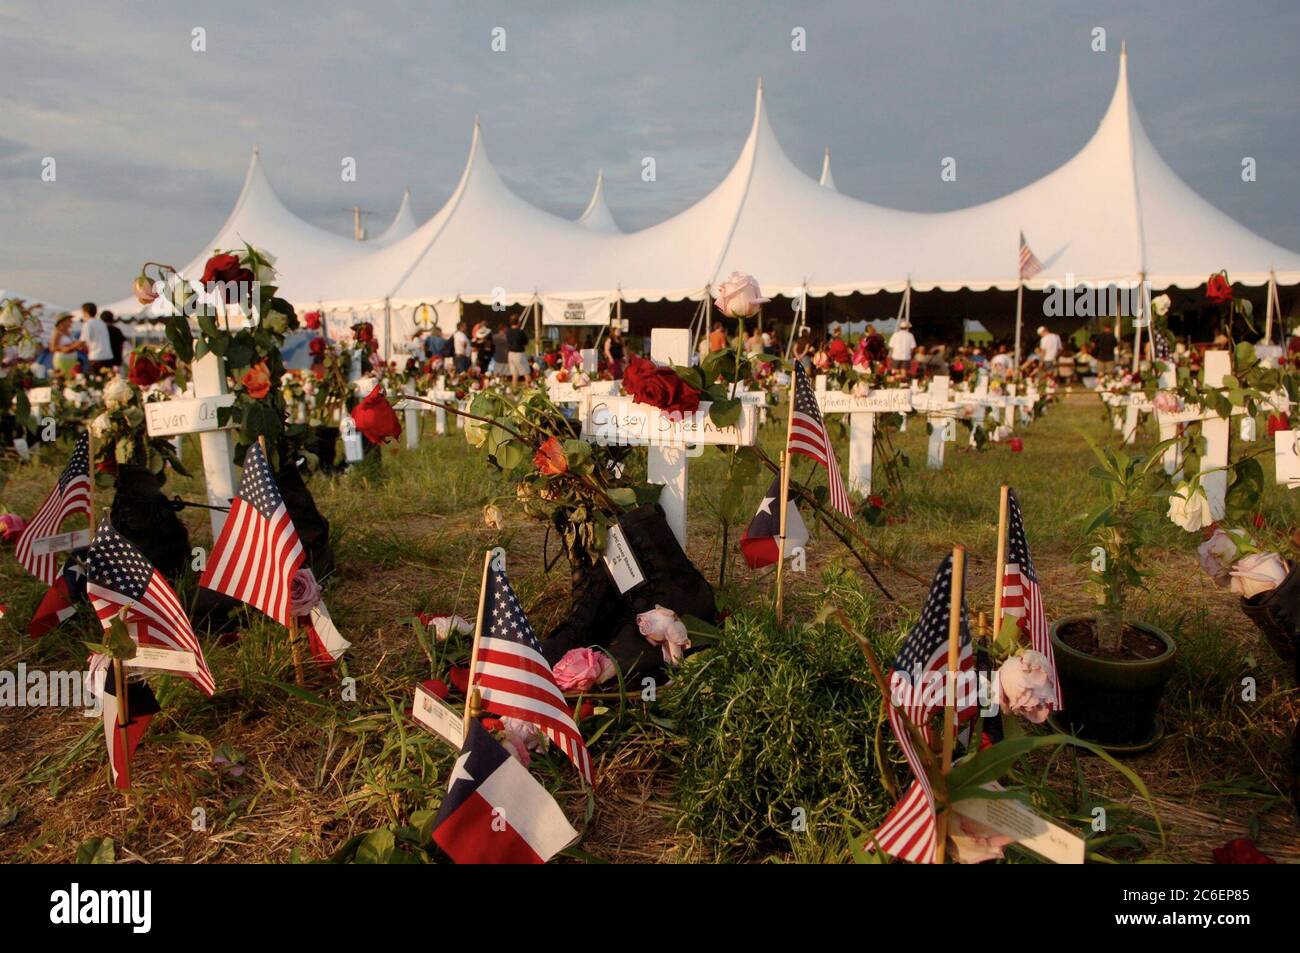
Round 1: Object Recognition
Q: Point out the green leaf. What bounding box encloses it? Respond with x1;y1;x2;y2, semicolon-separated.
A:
708;396;742;429
354;828;395;864
75;836;116;864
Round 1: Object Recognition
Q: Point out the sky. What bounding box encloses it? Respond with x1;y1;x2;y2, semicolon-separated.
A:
2;0;1298;305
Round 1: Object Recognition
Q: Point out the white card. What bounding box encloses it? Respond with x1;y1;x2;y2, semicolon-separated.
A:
412;683;465;749
952;790;1086;865
602;523;645;594
124;645;199;674
29;528;92;556
1274;430;1300;487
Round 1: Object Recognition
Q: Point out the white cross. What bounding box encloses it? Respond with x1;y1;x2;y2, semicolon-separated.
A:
814;383;912;495
1153;350;1241;518
911;376;960;470
391;376;458;435
143;350;239;538
580;328;757;548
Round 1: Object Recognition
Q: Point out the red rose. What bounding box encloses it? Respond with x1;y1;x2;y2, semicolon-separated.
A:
867;495;885;509
354;323;374;344
303;310;322;330
448;665;470;695
241;361;271;400
201;253;242;284
1253;513;1266;529
351;385;402;445
1206;272;1234;304
572;699;595;722
421;678;449;700
1009;437;1024;452
1267;412;1290;436
1212;838;1274;864
309;337;326;356
622;356;701;414
128;352;161;387
533;436;568;476
481;717;503;732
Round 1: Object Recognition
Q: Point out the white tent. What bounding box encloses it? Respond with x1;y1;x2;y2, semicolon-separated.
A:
370;188;417;246
575;170;622;233
108;46;1300;331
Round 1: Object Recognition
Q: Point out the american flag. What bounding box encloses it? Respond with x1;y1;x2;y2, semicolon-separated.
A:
788;362;853;518
15;431;92;585
199;443;304;627
471;561;592;784
1018;230;1044;281
86;521;215;697
870;554;975;864
1001;489;1061;708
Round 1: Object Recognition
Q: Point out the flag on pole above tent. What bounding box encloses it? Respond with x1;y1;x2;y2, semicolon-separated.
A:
1018;231;1044;281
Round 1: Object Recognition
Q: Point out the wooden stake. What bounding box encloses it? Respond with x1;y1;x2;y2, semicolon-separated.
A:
935;542;966;864
774;370;798;623
991;484;1010;635
463;548;497;736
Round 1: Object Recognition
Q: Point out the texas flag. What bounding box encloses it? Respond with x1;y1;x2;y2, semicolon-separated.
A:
28;556;87;639
432;720;578;864
740;472;809;569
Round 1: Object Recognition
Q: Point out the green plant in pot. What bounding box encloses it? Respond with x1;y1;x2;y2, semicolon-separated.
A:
1049;437;1178;752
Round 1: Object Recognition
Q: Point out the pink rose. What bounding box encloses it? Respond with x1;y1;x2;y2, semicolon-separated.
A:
1230;552;1289;599
1153;391;1182;414
637;606;692;666
997;650;1055;724
0;512;26;544
289;568;322;616
713;272;769;319
1198;526;1243;587
552;647;615;692
500;732;531;766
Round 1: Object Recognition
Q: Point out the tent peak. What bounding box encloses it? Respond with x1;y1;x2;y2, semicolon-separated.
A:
577;168;621;233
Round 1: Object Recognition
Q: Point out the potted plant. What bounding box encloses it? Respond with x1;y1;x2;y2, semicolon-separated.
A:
1049;438;1178;751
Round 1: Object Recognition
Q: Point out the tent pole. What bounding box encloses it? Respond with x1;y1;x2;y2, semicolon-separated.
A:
1131;273;1145;374
1265;269;1277;346
1013;279;1024;368
383;298;392;365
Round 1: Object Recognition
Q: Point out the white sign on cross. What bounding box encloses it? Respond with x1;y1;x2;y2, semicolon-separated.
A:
144;351;239;538
814;385;913;495
579;328;757;547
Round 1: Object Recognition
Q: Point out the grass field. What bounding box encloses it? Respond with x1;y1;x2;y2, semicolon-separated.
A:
2;391;1298;863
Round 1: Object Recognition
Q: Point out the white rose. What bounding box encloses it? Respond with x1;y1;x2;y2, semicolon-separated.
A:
1151;293;1172;317
102;377;133;411
1167;484;1214;533
636;605;692;666
1229;552;1288;600
1198;526;1245;587
89;413;113;441
997;650;1055;724
713;272;769;319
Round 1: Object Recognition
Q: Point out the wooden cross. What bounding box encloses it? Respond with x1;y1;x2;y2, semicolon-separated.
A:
579;328;757;547
814;385;913;495
143;351;239;538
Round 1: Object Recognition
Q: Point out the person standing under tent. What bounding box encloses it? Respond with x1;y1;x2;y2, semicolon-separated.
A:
452;321;471;373
708;321;728;353
792;329;813;371
506;315;530;385
863;323;887;366
1036;325;1062;378
603;326;626;379
1091;322;1118;377
78;302;113;373
990;343;1014;377
489;324;508;377
887;319;916;370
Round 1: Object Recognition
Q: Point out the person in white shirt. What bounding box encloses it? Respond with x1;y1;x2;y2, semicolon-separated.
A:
1037;325;1063;365
888;320;917;367
990;344;1014;376
452;321;471;372
78;302;113;370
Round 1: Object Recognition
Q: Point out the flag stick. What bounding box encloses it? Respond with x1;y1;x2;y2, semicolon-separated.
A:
1013;280;1024;369
463;548;495;736
774;371;798;623
991;484;1010;635
259;435;306;686
935;542;966;864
